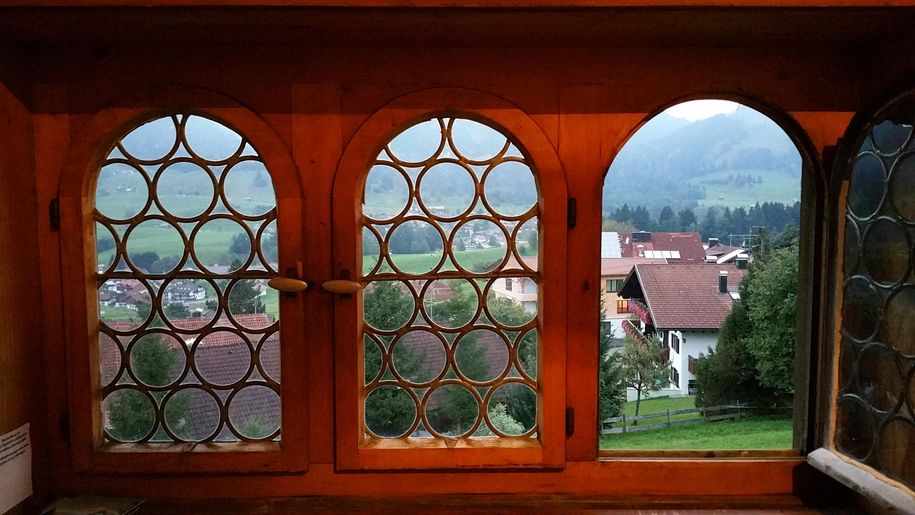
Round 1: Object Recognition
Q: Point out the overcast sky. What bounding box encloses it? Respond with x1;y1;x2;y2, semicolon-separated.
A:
664;99;739;121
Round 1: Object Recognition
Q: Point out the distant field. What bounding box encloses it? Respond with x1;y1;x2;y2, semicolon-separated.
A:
689;169;800;209
365;246;509;275
600;416;793;450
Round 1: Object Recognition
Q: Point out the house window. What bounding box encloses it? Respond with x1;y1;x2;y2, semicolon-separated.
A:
605;279;622;293
616;299;629;314
671;333;680;353
94;114;281;444
831;91;915;492
360;116;539;442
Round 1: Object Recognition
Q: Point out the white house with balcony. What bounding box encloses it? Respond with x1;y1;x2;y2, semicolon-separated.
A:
618;263;746;396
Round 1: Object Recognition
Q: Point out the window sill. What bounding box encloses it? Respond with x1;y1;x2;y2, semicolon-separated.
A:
807;447;915;513
600;449;801;459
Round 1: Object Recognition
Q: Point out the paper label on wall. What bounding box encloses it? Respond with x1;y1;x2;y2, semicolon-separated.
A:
0;423;32;514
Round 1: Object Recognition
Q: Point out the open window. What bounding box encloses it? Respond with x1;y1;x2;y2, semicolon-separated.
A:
332;90;567;470
809;89;915;512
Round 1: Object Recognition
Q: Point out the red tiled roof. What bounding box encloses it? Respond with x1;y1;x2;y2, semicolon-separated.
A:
626;263;747;330
396;328;510;381
618;232;706;262
600;257;667;277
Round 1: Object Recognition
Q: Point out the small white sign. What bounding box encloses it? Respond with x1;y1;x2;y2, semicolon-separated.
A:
0;423;32;515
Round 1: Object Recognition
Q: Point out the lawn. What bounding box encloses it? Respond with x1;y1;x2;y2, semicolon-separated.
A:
365;246;508;275
621;395;701;424
600;416;793;450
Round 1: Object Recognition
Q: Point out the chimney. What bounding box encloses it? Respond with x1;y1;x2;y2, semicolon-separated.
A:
736;256;749;269
719;271;728;293
636;244;644;257
708;237;720;248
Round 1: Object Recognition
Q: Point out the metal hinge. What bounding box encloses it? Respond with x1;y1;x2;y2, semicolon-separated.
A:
565;407;574;437
567;197;577;228
49;197;60;231
59;412;70;444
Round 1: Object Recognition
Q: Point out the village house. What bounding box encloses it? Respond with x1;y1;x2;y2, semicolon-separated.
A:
618;263;746;396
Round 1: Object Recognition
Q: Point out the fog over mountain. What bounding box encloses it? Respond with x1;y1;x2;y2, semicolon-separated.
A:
603;106;802;216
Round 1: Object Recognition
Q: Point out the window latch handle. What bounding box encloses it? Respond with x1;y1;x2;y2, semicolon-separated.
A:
321;280;362;294
267;277;309;293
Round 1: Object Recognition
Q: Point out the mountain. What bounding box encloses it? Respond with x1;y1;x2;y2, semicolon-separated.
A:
603;105;803;216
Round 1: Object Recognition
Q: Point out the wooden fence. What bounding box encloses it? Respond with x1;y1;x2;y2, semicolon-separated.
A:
600;403;757;435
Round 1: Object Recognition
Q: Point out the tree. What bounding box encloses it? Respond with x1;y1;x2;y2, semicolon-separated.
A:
743;241;798;392
601;219;636;232
107;334;184;441
598;312;625;426
619;336;669;417
230;232;251;257
164;302;190;319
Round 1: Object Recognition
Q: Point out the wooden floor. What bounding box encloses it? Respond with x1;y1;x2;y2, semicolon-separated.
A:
137;495;859;514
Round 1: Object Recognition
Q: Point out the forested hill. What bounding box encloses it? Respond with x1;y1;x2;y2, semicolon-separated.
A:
603;106;802;216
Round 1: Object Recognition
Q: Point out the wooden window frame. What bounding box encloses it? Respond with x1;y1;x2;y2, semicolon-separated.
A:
331;89;568;471
808;87;915;513
56;88;309;474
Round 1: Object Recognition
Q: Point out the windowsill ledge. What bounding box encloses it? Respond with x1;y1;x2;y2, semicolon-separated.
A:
807;447;915;513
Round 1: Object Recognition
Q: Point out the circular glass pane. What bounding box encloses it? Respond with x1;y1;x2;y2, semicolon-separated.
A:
484;161;537;217
364;281;415;331
99;279;152;331
857;345;905;412
843;217;859;275
96;222;118;272
387;220;443;274
862;219;909;285
193;330;252;386
393;330;446;384
841;277;880;341
363;335;383;384
96;163;149;220
878;419;915;486
362;227;381;274
487;382;536;435
452;219;507;273
98;333;122;387
183;115;243;162
165;387;221;442
259;220;278;271
884;287;915;356
258;333;281;383
365;385;416;437
364;164;410;221
486;281;537;327
155;161;214;218
228;385;281;440
848;154;886;219
161;279;217;331
387;119;442;164
126;220;184;274
193;218;251;273
228;279;274;329
889;153;915;222
517;330;537;380
129;333;185;388
422;279;478;329
449;118;507;162
103;388;156;442
872;120;912;155
223;160;276;216
455;329;509;383
515;217;539;269
835;396;874;460
425;384;478;437
119;116;177;162
418;162;476;218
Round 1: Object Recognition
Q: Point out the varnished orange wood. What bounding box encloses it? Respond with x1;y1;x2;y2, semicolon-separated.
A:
55;87;309;473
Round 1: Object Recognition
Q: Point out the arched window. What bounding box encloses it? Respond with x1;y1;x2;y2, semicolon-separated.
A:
361;116;540;441
93;114;281;444
834;92;915;491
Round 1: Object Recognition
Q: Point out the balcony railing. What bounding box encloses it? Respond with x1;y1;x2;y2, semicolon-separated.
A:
628;298;653;326
622;319;653;348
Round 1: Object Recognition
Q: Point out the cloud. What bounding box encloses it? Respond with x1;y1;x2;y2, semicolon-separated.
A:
665;100;739;121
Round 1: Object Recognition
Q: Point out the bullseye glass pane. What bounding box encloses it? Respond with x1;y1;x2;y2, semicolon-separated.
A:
837;98;915;490
361;116;540;441
95;113;281;444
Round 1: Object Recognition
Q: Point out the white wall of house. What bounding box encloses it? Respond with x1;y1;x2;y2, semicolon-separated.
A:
490;277;538;314
664;329;719;395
